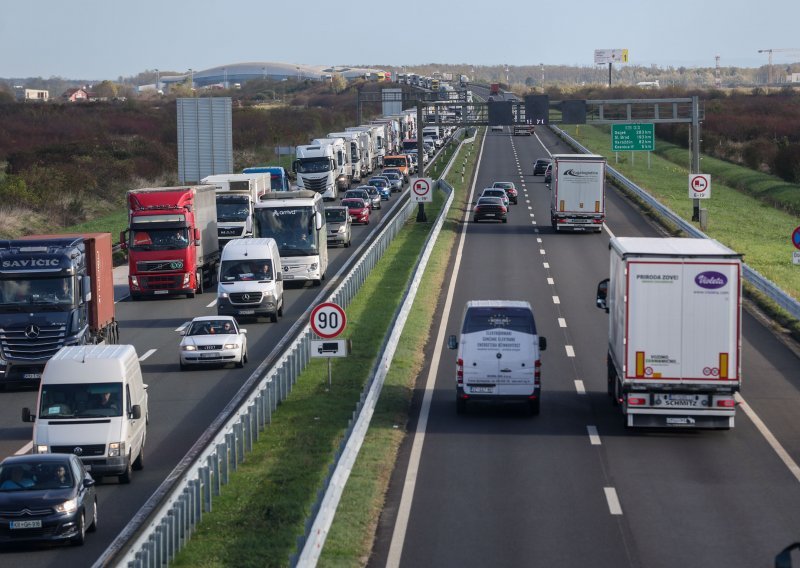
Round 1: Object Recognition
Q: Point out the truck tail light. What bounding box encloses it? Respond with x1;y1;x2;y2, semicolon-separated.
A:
456;358;463;385
716;398;736;408
628;396;647;406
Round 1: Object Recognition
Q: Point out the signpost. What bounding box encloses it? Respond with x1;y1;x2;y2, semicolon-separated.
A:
310;302;347;388
412;177;433;203
689;174;711;199
611;123;655;151
792;226;800;265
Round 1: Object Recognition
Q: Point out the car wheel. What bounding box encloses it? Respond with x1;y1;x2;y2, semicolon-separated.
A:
236;351;245;368
119;455;133;484
87;499;98;533
71;511;86;545
278;302;283;317
132;444;144;471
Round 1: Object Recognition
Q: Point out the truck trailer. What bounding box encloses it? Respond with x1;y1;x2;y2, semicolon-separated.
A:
0;233;118;385
596;237;743;429
549;153;606;232
122;185;219;299
202;173;268;248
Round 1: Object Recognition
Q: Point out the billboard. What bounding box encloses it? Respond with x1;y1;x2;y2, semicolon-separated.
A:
177;97;233;183
594;49;629;64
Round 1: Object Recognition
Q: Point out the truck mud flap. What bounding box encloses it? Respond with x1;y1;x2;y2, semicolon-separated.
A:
628;413;734;429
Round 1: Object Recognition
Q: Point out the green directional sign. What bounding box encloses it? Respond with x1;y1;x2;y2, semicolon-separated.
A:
611;123;655;151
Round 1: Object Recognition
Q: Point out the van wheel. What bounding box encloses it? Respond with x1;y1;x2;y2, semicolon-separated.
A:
456;396;466;415
132;446;144;471
87;499;98;533
119;456;133;484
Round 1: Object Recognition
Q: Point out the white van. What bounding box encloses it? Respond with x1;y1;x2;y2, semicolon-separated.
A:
217;238;284;322
448;300;547;415
22;345;148;484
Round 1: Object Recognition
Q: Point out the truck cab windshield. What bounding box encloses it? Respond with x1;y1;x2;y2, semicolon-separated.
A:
254;207;318;257
129;228;189;251
216;198;250;222
0;277;74;306
296;158;331;174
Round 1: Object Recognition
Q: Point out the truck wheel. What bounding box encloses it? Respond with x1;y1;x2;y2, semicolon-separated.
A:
607;355;616;398
612;377;622;408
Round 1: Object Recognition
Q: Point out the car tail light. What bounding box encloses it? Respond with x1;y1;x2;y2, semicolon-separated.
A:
500;206;507;213
456;358;463;385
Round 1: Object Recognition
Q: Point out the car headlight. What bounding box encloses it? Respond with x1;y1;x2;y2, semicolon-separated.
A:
338;226;346;233
55;498;78;514
224;343;238;350
219;292;229;299
108;441;125;457
183;273;191;286
182;345;197;351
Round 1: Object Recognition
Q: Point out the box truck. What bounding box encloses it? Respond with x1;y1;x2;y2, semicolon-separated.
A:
202;173;268;247
549;154;606;232
122;185;219;299
0;234;118;385
596;237;743;429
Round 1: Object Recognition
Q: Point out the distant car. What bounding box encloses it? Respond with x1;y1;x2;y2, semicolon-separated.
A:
473;196;508;223
366;177;391;200
533;159;550;176
492;181;518;204
544;164;552;184
342;198;370;224
480;187;510;208
382;168;405;184
359;185;382;209
325;206;352;248
404;152;419;174
179;315;248;370
381;170;404;192
0;453;97;546
342;188;372;208
490;125;504;132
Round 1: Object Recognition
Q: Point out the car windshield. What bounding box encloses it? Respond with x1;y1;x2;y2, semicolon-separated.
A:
39;382;123;419
253;205;319;257
342;199;364;209
325;209;348;223
345;191;368;200
0;460;74;491
493;183;513;189
187;320;237;336
220;259;272;282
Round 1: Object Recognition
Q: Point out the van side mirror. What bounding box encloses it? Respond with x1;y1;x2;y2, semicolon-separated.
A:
276;272;283;282
83;477;96;488
315;211;323;231
447;335;457;349
539;337;547;351
22;407;34;423
596;278;610;313
130;405;142;420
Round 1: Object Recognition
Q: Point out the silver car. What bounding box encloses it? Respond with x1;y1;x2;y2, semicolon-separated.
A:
357;185;382;210
325;206;352;247
380;171;404;193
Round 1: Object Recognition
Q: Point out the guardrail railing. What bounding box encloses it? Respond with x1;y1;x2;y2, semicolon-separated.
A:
98;131;466;568
551;126;800;321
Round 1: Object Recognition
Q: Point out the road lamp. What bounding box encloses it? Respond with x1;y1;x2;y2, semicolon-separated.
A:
296;66;300;81
223;67;227;89
188;68;194;90
155;68;160;93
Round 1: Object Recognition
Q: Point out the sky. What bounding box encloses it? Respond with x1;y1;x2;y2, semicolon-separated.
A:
2;0;799;80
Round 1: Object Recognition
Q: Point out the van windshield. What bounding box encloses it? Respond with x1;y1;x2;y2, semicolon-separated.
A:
462;307;536;335
39;382;123;419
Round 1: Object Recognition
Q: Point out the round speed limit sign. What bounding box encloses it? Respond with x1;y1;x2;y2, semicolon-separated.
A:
310;302;347;339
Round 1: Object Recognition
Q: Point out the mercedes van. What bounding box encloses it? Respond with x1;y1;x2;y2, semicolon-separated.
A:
217;238;284;322
448;300;547;415
22;344;148;484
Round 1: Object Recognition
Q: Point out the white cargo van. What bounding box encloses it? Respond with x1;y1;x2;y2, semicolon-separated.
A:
448;300;547;415
22;345;148;484
217;238;284;322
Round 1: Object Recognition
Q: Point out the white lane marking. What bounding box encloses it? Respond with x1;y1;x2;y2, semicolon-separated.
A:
532;221;537;225
575;380;586;395
558;318;567;327
604;223;615;239
528;206;533;210
529;213;535;218
735;392;800;483
553;296;560;304
206;298;218;308
534;229;540;233
543;262;549;268
605;487;623;515
547;277;554;285
565;345;574;357
540;249;546;255
175;322;189;332
15;441;32;455
139;349;157;361
537;238;543;243
587;425;601;445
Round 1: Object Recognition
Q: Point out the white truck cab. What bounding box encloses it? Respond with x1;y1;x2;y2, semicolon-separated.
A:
448;300;547;415
23;345;148;484
217;238;284;322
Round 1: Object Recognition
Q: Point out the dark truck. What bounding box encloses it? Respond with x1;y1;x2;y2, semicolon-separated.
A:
0;233;119;386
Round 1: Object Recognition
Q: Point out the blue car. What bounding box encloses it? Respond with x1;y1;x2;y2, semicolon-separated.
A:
367;178;391;200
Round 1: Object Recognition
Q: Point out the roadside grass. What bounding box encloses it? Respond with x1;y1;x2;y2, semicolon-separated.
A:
64;209;128;238
561;125;800;303
171;132;482;567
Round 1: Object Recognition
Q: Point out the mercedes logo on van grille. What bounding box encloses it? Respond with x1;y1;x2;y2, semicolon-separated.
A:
73;447;83;455
24;325;40;339
242;294;251;301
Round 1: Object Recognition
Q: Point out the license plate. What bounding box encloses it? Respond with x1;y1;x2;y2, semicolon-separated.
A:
654;393;708;408
484;213;495;217
470;386;495;394
200;353;218;359
238;310;255;315
11;520;42;529
24;373;42;379
283;274;294;279
154;290;169;295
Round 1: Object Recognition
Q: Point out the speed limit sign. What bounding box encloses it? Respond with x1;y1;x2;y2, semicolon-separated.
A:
310;302;347;339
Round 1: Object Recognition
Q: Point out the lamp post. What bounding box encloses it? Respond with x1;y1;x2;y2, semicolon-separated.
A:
296;66;300;81
540;63;544;89
223;67;227;89
155;68;160;93
188;68;194;90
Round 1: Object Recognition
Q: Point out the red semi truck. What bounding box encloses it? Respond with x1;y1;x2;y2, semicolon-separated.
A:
121;186;220;300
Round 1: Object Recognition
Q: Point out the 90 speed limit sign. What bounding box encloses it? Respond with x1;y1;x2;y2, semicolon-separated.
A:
310;302;347;339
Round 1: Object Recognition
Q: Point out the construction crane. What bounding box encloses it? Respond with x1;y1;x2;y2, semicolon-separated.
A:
757;48;800;84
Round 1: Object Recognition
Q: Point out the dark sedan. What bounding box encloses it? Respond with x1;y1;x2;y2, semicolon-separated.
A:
533;159;550;176
0;453;97;546
472;196;508;223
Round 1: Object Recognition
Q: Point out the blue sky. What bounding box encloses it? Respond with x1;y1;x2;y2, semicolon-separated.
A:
2;0;798;79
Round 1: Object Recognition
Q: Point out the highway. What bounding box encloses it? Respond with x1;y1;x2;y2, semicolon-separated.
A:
370;125;800;567
0;187;409;565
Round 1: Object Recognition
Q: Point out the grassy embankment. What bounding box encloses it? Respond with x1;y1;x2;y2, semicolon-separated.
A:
168;132;482;567
562;124;800;337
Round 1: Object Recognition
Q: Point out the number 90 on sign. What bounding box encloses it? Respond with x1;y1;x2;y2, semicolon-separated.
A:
310;302;347;339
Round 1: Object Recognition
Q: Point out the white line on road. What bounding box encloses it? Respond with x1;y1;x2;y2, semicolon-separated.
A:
736;392;800;483
547;277;554;284
552;296;560;304
139;349;157;361
543;262;549;268
604;487;623;515
587;425;601;445
565;344;574;357
574;380;586;394
15;442;32;455
540;249;546;255
206;298;217;308
558;318;567;327
537;238;543;243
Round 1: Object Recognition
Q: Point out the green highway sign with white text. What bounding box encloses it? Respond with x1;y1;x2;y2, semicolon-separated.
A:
611;123;655;151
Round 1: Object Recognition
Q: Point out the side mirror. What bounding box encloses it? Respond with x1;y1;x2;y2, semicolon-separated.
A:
315;211;323;231
119;230;128;250
22;407;34;423
276;272;283;282
292;160;298;173
596;278;610;313
83;477;96;488
82;275;92;303
130;405;142;420
240;329;248;334
447;335;458;350
194;228;201;243
539;337;547;351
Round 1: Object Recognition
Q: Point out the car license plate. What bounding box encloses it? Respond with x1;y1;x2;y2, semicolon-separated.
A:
238;310;255;315
200;353;217;359
154;290;169;294
24;373;42;379
654;393;708;408
484;213;495;217
11;520;42;529
470;386;495;394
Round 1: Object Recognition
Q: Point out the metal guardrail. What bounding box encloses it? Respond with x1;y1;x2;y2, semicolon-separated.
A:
552;126;800;321
99;132;466;568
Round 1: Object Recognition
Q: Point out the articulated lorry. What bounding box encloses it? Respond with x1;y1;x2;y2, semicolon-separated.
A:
549;154;606;232
0;233;118;385
202;173;268;247
122;185;219;299
596;237;743;429
327;131;365;183
294;143;340;200
345;125;382;171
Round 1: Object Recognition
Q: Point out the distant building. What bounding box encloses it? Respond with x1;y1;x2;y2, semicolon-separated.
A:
791;73;800;84
14;87;49;102
62;88;89;102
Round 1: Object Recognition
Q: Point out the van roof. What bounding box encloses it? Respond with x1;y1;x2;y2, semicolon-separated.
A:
465;300;532;309
45;345;140;384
